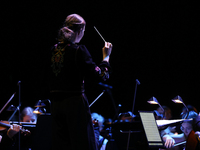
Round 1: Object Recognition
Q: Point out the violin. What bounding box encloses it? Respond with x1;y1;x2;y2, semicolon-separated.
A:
0;120;31;136
92;119;99;128
185;130;198;150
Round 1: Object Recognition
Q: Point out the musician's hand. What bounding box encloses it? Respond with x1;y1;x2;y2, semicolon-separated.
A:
163;134;175;148
195;131;200;141
7;124;21;139
102;42;112;62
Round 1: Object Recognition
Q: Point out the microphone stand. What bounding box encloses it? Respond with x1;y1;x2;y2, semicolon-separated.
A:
104;87;117;115
101;83;118;149
131;79;140;115
126;79;140;150
89;82;117;113
18;81;21;150
8;105;20;121
112;104;122;122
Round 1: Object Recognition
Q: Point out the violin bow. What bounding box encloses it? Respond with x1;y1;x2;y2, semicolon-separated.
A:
0;92;16;114
89;90;105;107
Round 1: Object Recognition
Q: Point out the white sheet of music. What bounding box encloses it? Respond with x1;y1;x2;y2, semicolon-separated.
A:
140;112;162;142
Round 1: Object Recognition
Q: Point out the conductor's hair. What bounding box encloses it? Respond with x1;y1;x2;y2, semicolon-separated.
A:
58;14;86;42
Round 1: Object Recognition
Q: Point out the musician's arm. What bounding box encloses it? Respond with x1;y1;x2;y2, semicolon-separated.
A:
195;131;200;141
169;133;186;143
0;124;21;149
0;132;15;149
162;133;186;148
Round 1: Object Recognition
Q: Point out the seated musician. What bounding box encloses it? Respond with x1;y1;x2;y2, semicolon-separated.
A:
0;106;36;150
162;117;199;149
91;112;109;150
19;106;37;149
155;106;173;120
0;124;21;149
194;115;200;149
118;111;136;122
20;107;37;123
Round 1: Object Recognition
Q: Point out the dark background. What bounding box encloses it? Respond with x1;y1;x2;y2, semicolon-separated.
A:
1;1;200;121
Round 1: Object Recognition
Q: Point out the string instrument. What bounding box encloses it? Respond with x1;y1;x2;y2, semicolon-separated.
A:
92;119;99;128
157;119;199;149
185;130;198;150
0;120;31;136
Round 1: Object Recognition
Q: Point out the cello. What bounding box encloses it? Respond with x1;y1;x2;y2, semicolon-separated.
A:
185;130;199;150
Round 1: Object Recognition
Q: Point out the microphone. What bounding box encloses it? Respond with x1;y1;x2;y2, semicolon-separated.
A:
136;79;140;85
98;82;113;89
118;104;122;108
112;104;122;122
17;81;21;86
116;104;122;113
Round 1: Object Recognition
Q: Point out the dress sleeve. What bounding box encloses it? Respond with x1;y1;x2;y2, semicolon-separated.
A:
77;45;111;82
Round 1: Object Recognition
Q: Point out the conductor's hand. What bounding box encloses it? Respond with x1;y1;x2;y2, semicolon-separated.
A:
102;42;112;62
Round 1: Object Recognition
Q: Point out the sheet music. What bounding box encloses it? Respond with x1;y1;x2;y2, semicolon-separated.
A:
140;112;162;141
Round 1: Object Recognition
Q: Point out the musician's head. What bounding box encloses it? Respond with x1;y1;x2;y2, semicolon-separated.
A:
193;115;200;132
91;112;105;131
20;107;37;123
180;120;193;137
58;14;86;44
118;111;135;122
181;105;198;119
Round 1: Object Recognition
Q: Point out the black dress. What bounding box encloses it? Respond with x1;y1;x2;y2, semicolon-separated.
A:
48;42;111;150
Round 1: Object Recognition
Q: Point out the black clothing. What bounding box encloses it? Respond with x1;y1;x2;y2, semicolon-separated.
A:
48;42;110;93
0;131;33;150
48;42;111;150
0;131;14;150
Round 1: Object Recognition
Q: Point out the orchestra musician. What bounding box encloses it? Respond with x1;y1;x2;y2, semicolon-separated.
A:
0;107;36;150
162;116;200;150
181;105;198;119
20;107;37;123
47;14;113;150
91;112;109;150
0;124;21;149
117;111;136;122
155;106;173;120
